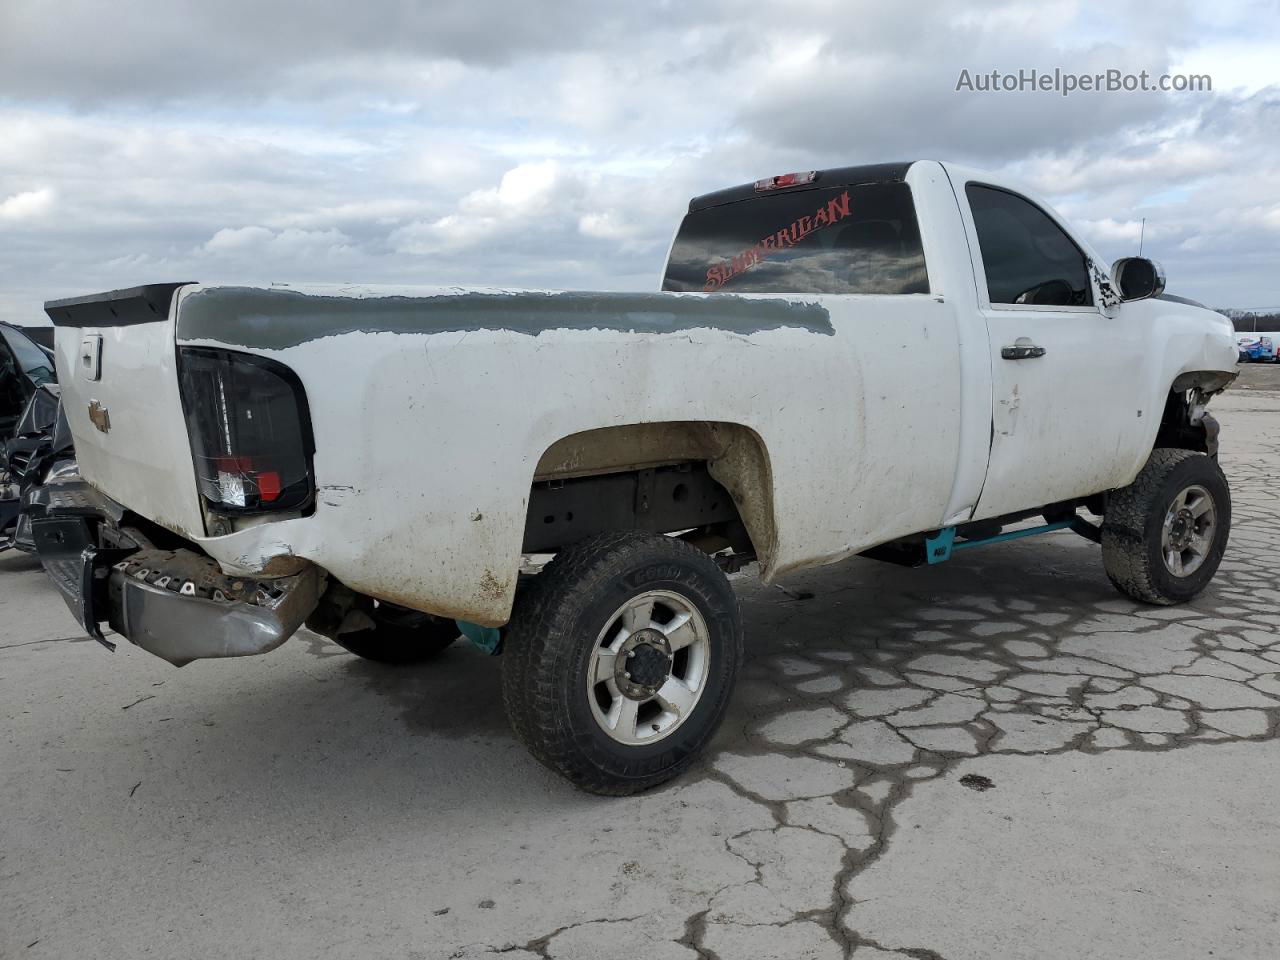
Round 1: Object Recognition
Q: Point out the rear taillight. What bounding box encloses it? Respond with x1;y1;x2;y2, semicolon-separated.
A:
754;170;817;191
177;347;314;515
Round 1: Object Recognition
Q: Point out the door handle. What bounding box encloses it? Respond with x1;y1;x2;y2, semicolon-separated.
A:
1001;341;1046;360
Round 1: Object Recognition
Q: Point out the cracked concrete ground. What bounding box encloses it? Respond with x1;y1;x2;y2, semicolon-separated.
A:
2;387;1278;960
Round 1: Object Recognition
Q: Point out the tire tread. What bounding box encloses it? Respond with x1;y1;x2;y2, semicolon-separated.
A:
502;531;740;795
1101;448;1229;605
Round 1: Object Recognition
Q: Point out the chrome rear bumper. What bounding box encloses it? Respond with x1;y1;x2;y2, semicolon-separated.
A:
31;479;320;666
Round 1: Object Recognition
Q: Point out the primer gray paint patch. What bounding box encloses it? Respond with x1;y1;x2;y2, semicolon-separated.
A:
176;287;834;349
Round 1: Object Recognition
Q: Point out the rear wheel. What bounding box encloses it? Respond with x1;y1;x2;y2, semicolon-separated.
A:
1102;448;1230;605
332;601;459;664
502;532;742;795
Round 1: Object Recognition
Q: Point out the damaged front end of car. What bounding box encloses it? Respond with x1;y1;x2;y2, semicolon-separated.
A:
1156;371;1237;460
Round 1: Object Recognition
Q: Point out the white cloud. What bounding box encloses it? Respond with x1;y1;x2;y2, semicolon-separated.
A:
204;226;275;253
0;187;55;221
1073;217;1146;247
578;211;642;243
197;227;359;283
390;162;578;254
466;161;564;217
203;225;353;256
1170;39;1277;95
1;1;1278;321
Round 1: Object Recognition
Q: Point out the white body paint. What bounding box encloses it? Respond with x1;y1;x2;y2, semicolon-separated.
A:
52;161;1238;625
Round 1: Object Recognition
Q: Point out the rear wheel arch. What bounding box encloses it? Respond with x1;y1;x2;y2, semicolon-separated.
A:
526;420;779;572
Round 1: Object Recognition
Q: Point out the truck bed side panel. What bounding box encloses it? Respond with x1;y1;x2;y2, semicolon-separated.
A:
173;284;965;624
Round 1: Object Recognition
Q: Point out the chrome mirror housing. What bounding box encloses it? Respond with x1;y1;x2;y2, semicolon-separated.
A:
1112;257;1166;302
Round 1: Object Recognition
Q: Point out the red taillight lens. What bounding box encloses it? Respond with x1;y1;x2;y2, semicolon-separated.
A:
754;170;817;191
257;471;282;503
178;347;314;516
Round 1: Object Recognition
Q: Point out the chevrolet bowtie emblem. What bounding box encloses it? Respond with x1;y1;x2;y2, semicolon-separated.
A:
88;400;111;434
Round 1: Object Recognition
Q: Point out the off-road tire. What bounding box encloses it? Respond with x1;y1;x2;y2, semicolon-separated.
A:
1102;448;1230;605
502;532;742;796
332;605;459;664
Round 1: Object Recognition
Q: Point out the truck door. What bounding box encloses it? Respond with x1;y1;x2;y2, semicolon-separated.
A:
952;178;1152;520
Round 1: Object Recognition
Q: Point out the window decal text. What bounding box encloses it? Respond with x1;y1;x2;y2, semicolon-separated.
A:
704;191;852;292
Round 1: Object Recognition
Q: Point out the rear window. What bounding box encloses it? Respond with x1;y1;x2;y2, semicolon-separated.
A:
663;181;928;295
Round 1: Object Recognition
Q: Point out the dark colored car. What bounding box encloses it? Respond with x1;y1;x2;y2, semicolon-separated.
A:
1;323;55;434
2;323;66;550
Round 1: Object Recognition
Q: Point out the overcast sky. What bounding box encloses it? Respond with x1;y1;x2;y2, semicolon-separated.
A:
1;0;1277;324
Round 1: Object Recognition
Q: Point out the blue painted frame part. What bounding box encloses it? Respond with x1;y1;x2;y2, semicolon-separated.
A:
456;619;502;655
925;527;956;564
926;519;1080;565
953;519;1074;550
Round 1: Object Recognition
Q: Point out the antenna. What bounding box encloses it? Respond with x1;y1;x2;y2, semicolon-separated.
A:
1139;218;1146;256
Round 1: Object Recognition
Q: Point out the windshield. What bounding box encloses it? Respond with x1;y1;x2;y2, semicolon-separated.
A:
1;326;56;386
663;181;928;296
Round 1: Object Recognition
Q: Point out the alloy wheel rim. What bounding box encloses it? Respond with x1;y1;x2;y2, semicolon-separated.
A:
1161;483;1217;577
586;589;711;745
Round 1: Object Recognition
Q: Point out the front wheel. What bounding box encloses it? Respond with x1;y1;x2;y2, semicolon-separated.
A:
1102;448;1231;605
501;532;742;795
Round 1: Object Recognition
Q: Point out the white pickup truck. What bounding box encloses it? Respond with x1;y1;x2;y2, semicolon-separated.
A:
35;160;1237;794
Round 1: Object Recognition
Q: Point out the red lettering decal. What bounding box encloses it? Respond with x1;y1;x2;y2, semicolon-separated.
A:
827;190;851;222
706;190;856;291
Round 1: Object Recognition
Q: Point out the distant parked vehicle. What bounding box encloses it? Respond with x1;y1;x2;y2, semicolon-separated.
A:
1;323;55;433
1236;335;1276;362
10;325;55;352
1;383;76;553
1;323;61;548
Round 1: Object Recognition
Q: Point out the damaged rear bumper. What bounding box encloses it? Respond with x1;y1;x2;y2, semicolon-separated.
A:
31;480;320;666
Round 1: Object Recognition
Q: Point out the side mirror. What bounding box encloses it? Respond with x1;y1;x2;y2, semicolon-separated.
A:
1112;257;1166;302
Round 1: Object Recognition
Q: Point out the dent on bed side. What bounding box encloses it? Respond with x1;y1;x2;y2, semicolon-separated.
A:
175;286;834;349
